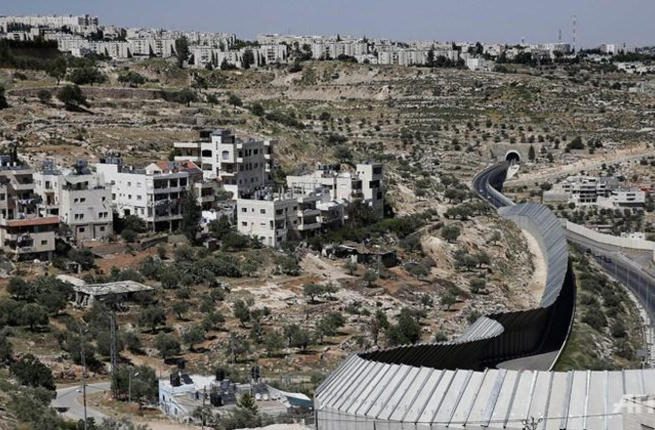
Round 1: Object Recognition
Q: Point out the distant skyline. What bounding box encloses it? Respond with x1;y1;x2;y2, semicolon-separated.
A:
2;0;654;47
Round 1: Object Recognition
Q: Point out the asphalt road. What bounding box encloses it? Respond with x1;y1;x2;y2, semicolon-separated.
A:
52;382;111;422
475;162;655;364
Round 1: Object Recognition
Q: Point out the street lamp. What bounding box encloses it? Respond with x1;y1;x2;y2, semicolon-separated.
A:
128;371;140;404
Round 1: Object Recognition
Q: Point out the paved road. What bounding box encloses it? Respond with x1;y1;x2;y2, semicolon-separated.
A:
52;382;111;422
476;161;655;365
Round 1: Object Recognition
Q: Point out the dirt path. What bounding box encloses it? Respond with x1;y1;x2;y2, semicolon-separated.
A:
522;229;547;304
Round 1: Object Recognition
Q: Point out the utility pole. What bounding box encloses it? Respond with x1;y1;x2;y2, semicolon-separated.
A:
79;326;88;430
109;312;119;399
201;386;206;430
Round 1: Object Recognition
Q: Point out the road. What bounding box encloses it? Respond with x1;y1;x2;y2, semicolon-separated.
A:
52;382;111;422
475;161;655;365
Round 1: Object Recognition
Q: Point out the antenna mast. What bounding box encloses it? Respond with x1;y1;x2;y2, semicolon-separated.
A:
572;15;577;51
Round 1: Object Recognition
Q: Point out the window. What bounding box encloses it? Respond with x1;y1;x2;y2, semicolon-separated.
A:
102;196;106;202
241;222;247;227
241;208;247;212
260;209;266;214
41;240;48;245
79;227;85;233
137;195;142;201
80;198;86;203
100;226;105;232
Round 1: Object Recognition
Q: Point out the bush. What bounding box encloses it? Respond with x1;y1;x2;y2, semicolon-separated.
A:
228;94;243;106
67;66;106;85
37;89;51;103
10;354;55;390
57;84;88;108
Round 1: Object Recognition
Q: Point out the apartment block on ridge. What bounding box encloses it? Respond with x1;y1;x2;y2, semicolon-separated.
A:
94;157;214;232
34;160;113;243
173;129;274;198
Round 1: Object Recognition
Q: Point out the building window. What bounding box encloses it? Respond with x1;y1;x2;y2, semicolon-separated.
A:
79;227;85;233
80;198;86;203
41;240;47;245
100;226;105;232
241;208;247;212
260;209;266;214
241;222;247;227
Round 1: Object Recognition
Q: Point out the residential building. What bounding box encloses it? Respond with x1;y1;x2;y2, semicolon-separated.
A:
237;190;324;247
543;175;645;209
159;371;310;424
0;154;58;260
94;158;205;231
173;129;274;198
34;160;113;242
286;162;383;216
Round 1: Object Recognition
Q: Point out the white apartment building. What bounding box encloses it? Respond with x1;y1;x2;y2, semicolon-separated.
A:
239;162;384;247
173;129;274;198
544;175;645;209
0;155;58;261
259;44;288;64
34;161;113;243
237;191;324;247
286;162;384;216
0;15;98;33
95;158;207;231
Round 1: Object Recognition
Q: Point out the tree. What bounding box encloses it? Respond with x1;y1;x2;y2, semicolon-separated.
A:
138;305;166;332
470;278;487;294
47;57;67;84
233;300;251;328
182;325;206;352
175;37;190;68
57;84;88;109
118;70;146;87
363;270;378;287
37;89;51;104
111;365;157;403
154;333;181;359
264;330;285;357
10;354;55;390
284;324;311;351
18;303;49;331
316;312;346;343
369;309;389;346
225;332;250;363
241;49;255;69
386;308;421;345
172;301;190;320
406;262;430;280
228;93;243;107
441;224;461;243
67;67;106;85
250;102;265;116
302;283;324;303
0;87;7;109
441;292;457;310
68;248;95;270
181;188;201;243
528;145;536;162
202;310;225;331
0;329;13;364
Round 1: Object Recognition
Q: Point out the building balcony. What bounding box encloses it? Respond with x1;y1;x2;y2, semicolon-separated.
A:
297;209;321;218
173;141;201;149
298;222;321;231
174;155;200;162
10;182;35;191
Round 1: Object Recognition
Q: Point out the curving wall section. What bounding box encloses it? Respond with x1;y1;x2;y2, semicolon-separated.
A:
314;163;586;429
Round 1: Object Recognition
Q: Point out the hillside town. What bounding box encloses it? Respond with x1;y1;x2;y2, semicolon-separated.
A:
1;6;655;430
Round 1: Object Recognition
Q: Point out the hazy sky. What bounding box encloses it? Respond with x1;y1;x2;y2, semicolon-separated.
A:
2;0;654;47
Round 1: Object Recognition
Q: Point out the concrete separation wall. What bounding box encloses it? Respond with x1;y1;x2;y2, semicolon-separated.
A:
7;86;170;100
566;221;655;262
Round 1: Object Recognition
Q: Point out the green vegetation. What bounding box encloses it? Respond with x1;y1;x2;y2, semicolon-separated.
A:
556;250;644;370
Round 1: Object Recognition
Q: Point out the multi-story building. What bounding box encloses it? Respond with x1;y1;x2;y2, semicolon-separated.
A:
237;190;324;247
34;161;113;243
0;155;58;260
173;129;274;198
239;162;384;247
95;158;210;231
543;175;645;209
